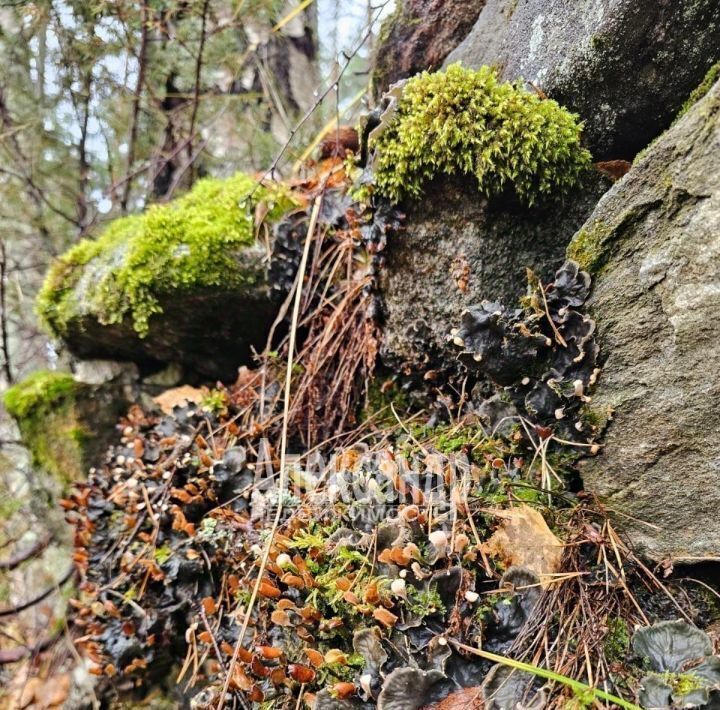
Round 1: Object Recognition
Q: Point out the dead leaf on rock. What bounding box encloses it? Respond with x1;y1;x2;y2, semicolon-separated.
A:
153;385;205;414
421;686;484;710
484;504;563;585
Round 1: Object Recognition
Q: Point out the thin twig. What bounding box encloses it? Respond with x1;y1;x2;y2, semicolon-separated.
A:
217;193;324;709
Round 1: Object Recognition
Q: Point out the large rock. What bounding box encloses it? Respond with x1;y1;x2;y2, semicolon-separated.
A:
3;368;136;484
371;0;486;98
37;173;292;381
445;0;720;159
380;174;610;372
568;80;720;560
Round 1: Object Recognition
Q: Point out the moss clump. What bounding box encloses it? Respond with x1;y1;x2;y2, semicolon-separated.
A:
604;617;630;662
566;219;612;274
3;371;86;483
675;60;720;123
372;64;592;205
37;172;294;338
3;370;77;420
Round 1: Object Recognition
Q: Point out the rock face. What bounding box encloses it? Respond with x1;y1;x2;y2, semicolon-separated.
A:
3;369;135;484
569;80;720;560
37;173;292;381
55;255;276;382
380;174;610;372
445;0;720;159
371;0;486;98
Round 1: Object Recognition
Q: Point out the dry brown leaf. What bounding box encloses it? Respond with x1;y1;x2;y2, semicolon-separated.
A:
153;385;205;415
421;686;484;710
201;596;216;615
484;504;564;584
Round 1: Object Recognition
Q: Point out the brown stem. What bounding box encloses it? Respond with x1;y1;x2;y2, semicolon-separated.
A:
0;567;74;618
0;239;12;384
121;1;149;213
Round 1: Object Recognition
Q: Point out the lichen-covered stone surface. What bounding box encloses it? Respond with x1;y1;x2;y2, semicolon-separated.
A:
379;173;610;372
3;370;133;483
569;80;720;561
37;173;292;380
371;0;486;98
444;0;720;159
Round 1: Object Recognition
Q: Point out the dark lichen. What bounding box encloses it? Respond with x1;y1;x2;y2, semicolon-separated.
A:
633;621;720;708
452;260;599;439
371;64;592;205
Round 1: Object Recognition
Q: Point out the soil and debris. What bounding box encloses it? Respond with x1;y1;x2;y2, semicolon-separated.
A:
58;210;720;709
5;70;720;708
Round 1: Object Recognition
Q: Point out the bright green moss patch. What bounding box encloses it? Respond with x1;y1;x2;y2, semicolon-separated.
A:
3;370;77;420
3;370;86;483
372;64;592;205
37;173;294;338
676;60;720;123
567;219;612;274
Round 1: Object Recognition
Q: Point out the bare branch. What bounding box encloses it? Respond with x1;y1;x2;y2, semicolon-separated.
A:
0;534;52;570
0;239;11;383
121;1;150;213
0;567;74;618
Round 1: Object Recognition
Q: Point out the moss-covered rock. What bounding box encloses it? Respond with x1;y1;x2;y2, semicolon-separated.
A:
3;370;129;484
372;64;591;205
569;78;720;561
676;60;720;123
444;0;720;159
37;173;294;380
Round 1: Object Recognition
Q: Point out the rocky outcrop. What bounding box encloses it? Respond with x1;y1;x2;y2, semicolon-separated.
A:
445;0;720;159
3;367;136;484
380;174;610;372
569;80;720;561
371;0;486;98
37;173;293;381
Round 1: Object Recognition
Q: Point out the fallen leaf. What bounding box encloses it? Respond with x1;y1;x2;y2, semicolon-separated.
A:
153;385;205;415
485;504;564;584
421;686;484;710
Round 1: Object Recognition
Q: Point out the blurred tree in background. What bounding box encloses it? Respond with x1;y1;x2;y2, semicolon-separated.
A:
0;0;390;684
0;0;387;384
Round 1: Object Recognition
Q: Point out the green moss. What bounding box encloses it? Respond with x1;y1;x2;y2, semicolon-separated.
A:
407;584;445;618
3;370;77;420
603;617;630;662
648;670;706;699
372;64;592;205
154;544;173;566
37;172;294;338
360;380;411;426
579;403;612;436
675;60;720;123
3;370;87;483
567;219;612;273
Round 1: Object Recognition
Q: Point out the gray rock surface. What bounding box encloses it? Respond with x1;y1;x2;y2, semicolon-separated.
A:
379;174;610;372
569;80;720;561
445;0;720;159
53;243;275;382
